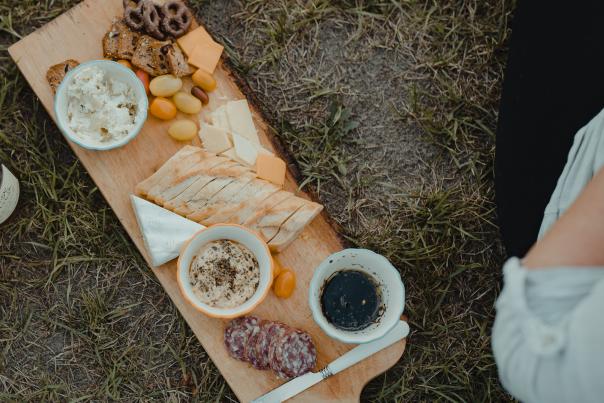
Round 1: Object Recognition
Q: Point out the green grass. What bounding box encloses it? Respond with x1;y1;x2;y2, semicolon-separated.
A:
1;0;514;401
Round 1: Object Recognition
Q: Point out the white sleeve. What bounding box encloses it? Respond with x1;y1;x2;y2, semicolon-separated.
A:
492;258;604;403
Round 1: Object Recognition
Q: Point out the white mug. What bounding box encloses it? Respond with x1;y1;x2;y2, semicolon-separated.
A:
308;249;405;344
0;164;19;225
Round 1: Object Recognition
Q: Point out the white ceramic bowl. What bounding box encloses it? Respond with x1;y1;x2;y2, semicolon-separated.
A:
177;224;274;319
309;249;405;344
54;60;148;151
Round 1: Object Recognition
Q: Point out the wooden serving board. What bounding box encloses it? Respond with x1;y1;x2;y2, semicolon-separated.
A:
9;1;406;401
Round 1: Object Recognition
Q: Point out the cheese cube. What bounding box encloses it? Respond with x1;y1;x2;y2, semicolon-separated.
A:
226;100;260;144
199;123;232;154
188;40;224;74
177;26;214;57
256;154;286;187
211;105;231;132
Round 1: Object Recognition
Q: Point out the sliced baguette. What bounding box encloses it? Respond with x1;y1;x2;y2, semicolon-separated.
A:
152;155;229;205
144;150;214;202
268;202;323;251
135;146;199;196
164;160;236;213
185;174;256;222
204;179;280;225
249;197;307;242
242;191;295;227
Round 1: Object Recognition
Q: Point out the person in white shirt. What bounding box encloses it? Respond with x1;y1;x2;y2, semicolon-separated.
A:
492;3;604;401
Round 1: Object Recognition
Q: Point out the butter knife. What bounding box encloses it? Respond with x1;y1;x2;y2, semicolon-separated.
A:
251;320;410;403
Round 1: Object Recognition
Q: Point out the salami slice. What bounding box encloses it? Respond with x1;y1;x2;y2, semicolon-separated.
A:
245;320;270;369
224;316;260;361
267;323;290;369
244;320;268;367
248;321;284;370
272;330;317;379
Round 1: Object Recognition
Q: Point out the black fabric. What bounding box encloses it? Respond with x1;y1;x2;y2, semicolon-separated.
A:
495;1;604;257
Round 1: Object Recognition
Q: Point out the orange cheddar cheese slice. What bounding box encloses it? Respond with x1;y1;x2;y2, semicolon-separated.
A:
256;154;286;187
177;26;213;57
188;41;224;74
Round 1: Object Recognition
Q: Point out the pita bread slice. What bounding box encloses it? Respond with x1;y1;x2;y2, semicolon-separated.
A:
164;160;239;214
184;173;256;223
242;191;294;227
204;179;280;225
249;196;307;241
135;146;199;196
150;155;227;205
268;201;323;252
183;168;253;221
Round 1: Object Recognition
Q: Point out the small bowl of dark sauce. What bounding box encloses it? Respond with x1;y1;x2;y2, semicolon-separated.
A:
309;249;405;344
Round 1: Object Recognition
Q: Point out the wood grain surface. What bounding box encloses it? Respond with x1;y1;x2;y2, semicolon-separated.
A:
8;1;406;401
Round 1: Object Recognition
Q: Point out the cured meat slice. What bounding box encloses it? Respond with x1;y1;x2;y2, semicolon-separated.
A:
224;316;260;361
268;325;295;379
271;330;316;379
248;321;282;370
244;320;270;369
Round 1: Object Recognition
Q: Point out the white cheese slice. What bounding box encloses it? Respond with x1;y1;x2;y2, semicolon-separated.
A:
226;100;260;144
199;122;232;154
220;147;248;166
232;133;260;166
130;195;204;267
222;139;274;168
211;105;231;132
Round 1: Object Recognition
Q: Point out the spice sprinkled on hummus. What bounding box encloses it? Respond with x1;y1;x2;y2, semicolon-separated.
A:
189;240;259;308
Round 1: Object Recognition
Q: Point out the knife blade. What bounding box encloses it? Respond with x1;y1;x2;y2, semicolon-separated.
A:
251;320;410;403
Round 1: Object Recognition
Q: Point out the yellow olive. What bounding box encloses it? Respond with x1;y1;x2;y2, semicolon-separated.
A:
168;120;198;141
149;97;177;120
173;92;202;114
192;69;217;92
149;74;183;97
273;270;296;299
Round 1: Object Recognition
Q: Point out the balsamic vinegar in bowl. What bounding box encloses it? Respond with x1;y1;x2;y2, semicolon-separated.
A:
320;270;382;331
308;248;405;344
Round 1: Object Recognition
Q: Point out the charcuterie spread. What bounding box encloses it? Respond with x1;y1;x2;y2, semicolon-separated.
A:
225;316;317;379
9;0;409;399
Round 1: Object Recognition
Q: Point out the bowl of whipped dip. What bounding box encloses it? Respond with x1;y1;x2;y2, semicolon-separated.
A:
54;60;148;151
177;224;274;319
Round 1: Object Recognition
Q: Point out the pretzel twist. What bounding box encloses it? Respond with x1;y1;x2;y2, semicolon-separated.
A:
123;0;191;39
142;1;165;40
123;0;145;31
161;1;192;38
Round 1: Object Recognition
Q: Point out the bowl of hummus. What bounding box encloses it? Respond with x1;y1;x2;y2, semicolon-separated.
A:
177;224;274;318
54;60;148;151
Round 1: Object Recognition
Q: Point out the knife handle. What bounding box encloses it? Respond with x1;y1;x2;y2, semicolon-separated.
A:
322;321;410;378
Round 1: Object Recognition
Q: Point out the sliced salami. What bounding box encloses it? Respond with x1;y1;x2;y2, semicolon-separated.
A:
224;316;260;361
245;320;271;369
267;323;291;369
272;330;317;379
249;321;285;370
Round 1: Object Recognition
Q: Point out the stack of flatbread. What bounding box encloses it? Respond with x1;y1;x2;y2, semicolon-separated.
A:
135;146;323;252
